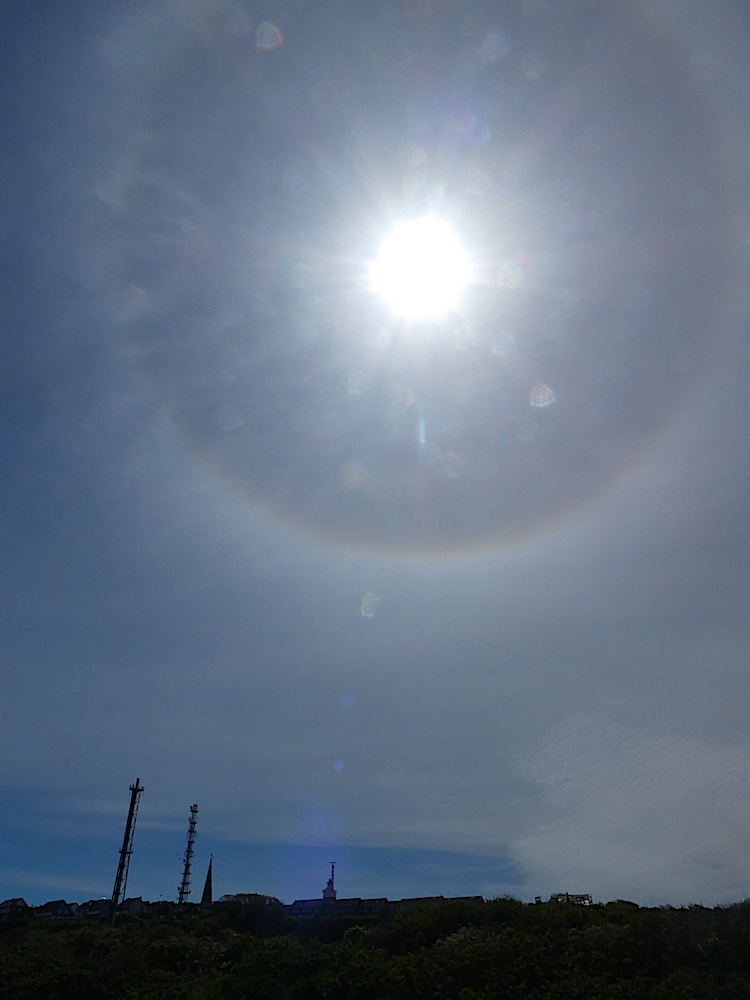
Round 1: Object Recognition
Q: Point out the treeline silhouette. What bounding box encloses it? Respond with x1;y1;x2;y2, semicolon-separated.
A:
3;895;750;998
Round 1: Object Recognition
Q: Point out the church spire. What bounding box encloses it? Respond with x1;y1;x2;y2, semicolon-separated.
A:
200;855;213;907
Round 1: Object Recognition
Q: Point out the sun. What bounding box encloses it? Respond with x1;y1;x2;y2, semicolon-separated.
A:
369;216;472;321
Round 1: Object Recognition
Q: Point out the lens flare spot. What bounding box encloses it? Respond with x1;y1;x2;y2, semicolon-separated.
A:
403;142;428;168
333;760;344;772
454;323;478;349
123;285;148;311
256;21;283;50
491;331;518;360
360;591;382;617
497;261;525;289
217;404;245;431
394;383;416;407
467;168;490;195
455;112;491;143
402;172;444;208
529;382;556;408
522;49;546;79
515;415;541;441
342;460;369;489
440;452;464;477
347;370;369;396
418;441;442;465
479;31;511;63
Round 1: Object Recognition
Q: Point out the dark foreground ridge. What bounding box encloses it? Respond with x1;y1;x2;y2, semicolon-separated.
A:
3;895;750;999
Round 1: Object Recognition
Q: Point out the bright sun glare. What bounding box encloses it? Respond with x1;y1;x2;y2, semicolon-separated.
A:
369;216;472;320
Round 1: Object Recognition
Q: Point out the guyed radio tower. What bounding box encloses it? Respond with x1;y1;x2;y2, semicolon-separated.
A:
111;778;144;907
178;803;199;903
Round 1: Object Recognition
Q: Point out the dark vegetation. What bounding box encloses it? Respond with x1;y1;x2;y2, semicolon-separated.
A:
4;895;750;999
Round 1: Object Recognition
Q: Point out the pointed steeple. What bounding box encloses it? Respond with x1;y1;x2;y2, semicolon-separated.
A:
200;855;213;907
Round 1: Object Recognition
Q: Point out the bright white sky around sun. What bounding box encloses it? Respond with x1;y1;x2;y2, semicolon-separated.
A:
369;216;472;320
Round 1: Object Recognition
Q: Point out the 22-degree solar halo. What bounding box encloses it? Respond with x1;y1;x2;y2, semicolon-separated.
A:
119;0;730;554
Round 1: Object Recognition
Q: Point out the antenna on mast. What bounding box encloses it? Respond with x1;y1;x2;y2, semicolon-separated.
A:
323;861;337;901
111;778;144;907
178;804;199;904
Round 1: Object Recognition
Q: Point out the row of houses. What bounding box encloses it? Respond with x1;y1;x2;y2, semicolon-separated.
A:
2;885;593;924
276;867;593;916
0;896;213;923
282;894;484;918
280;894;594;918
4;894;482;925
1;898;101;922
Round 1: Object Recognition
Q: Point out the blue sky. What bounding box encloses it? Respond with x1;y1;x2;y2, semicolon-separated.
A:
2;0;750;908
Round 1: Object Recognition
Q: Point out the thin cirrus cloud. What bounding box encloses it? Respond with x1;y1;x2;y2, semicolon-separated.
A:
0;867;104;897
514;711;750;905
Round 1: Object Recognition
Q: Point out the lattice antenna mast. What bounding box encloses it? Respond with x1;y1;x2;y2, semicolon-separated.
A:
111;778;144;906
178;804;199;904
